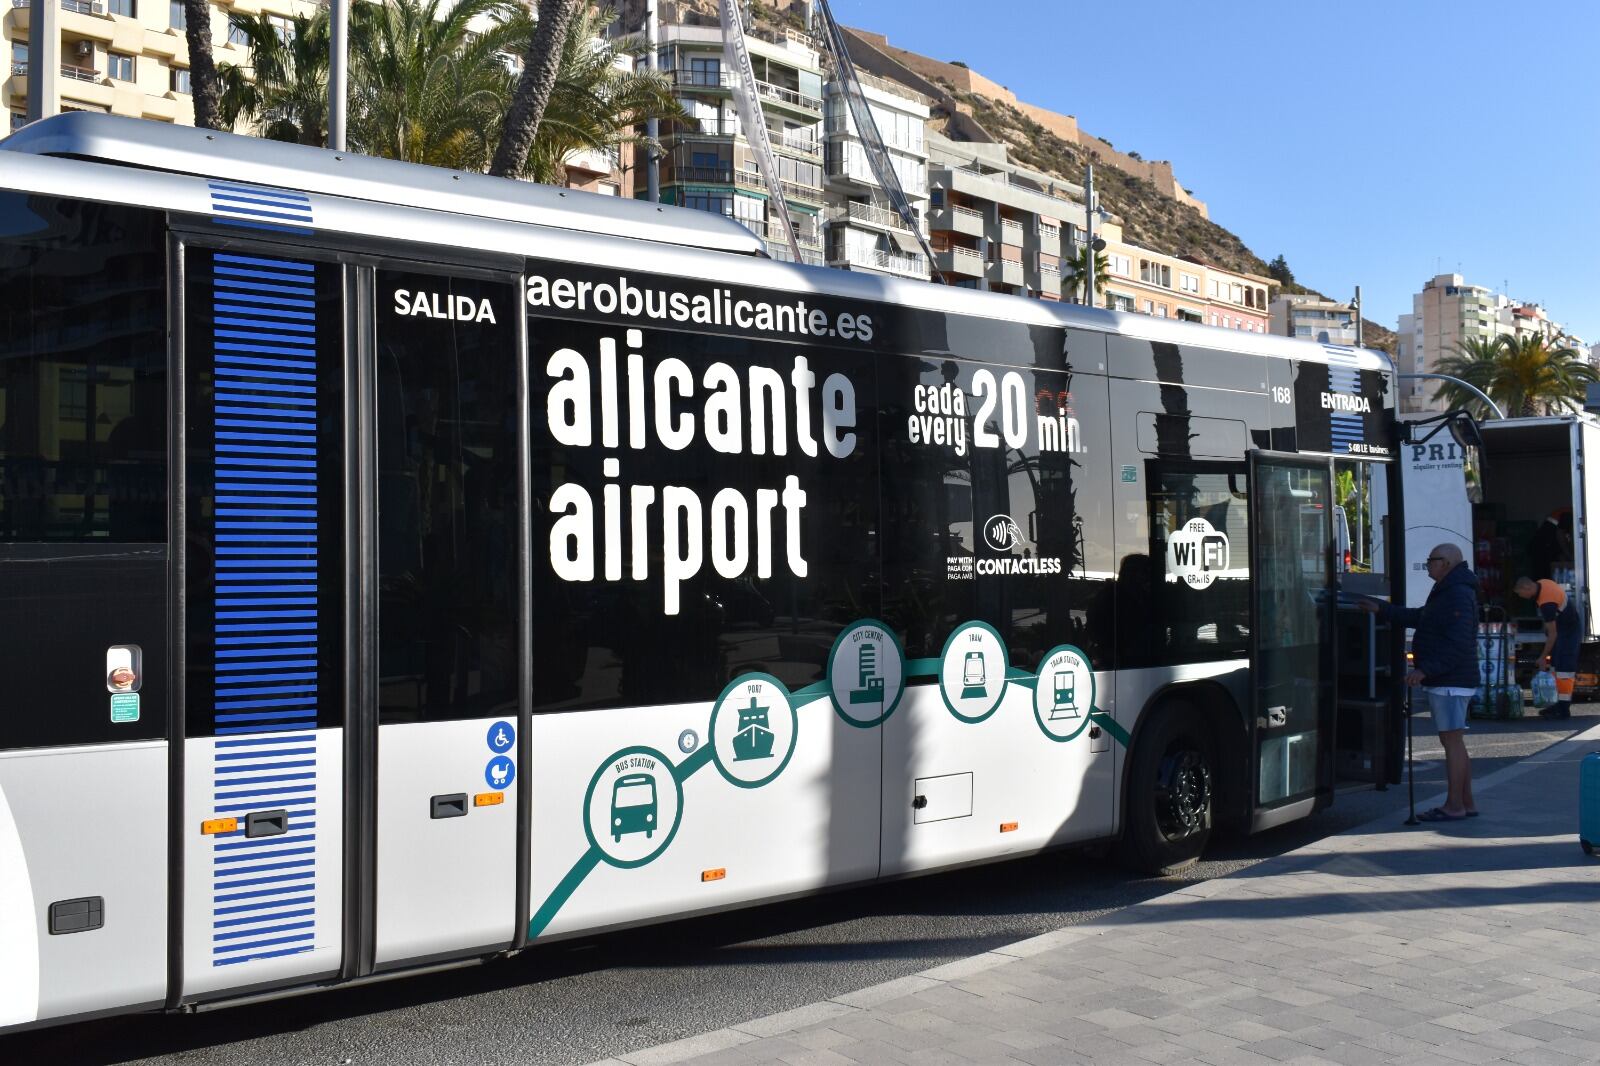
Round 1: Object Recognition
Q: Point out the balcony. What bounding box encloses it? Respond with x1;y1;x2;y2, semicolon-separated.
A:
999;219;1024;246
674;164;735;184
934;246;984;278
61;0;103;12
774;129;819;158
988;257;1024;287
61;63;99;82
1039;223;1060;244
836;247;927;279
765;241;824;266
756;80;822;114
673;68;732;89
840;201;912;232
929;203;984;239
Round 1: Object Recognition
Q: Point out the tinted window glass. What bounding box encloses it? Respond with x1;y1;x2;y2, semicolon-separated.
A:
527;317;880;712
0;193;167;542
377;270;520;724
184;247;345;737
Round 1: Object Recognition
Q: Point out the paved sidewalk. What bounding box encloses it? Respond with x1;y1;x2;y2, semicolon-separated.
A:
593;722;1600;1066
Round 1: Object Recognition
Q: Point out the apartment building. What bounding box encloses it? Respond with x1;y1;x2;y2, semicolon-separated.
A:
641;21;825;264
820;66;930;280
1395;273;1586;413
926;132;1086;300
1095;241;1206;322
1269;293;1357;345
4;0;314;133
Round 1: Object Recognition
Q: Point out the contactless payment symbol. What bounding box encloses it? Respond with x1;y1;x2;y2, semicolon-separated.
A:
1033;645;1096;742
584;746;683;868
938;621;1007;723
827;619;905;727
710;672;798;788
485;755;516;789
487;720;516;754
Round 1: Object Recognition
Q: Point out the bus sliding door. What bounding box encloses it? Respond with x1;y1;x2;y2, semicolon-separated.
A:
1248;452;1337;829
368;265;524;969
179;243;348;999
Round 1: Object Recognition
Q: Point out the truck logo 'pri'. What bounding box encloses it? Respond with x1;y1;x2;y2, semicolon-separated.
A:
983;514;1025;552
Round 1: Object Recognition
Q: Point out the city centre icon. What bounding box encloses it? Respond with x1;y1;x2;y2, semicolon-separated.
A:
939;620;1007;723
1167;516;1230;590
828;620;906;727
710;672;797;789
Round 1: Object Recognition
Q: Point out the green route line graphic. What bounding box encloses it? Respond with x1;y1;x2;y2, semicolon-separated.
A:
529;648;1128;939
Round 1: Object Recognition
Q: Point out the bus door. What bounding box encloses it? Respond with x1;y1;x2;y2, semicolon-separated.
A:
368;265;525;970
178;242;349;1000
1248;452;1337;829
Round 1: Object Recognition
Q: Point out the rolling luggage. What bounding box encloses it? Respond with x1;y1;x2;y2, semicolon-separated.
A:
1583;752;1600;856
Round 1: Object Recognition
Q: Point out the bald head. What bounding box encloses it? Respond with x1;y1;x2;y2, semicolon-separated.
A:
1424;543;1463;581
1433;543;1463;566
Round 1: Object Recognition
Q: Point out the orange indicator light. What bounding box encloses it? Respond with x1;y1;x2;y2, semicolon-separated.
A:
1000;822;1019;833
701;868;726;882
474;792;505;807
201;817;238;835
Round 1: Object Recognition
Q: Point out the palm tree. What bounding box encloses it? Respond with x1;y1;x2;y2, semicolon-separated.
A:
180;0;221;129
347;0;525;170
218;12;331;146
506;4;682;184
1062;244;1111;306
1436;334;1598;418
491;0;580;178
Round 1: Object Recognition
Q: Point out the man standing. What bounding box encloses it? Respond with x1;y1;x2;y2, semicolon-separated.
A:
1363;543;1480;821
1515;575;1580;720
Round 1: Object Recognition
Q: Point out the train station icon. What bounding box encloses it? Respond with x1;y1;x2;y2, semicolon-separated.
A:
1033;645;1096;742
938;621;1007;723
710;672;797;788
827;620;905;727
584;745;683;868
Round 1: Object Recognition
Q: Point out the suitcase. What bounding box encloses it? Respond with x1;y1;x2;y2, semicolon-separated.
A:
1583;752;1600;856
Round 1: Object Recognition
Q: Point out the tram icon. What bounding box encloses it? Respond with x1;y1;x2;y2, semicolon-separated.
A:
961;650;988;699
1049;669;1080;720
610;774;658;842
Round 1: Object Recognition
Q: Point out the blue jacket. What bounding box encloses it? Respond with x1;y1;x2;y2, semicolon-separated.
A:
1383;563;1479;688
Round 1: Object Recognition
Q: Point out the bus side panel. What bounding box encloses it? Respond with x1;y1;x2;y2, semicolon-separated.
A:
0;745;167;1027
1578;422;1600;641
526;703;880;941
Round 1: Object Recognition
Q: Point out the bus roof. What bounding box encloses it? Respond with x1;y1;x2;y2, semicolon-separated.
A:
0;114;1392;376
0;112;765;256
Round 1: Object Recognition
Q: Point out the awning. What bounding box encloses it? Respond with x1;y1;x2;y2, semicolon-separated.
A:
889;229;922;254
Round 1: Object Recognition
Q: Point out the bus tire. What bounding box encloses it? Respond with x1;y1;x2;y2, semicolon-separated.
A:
1117;701;1216;876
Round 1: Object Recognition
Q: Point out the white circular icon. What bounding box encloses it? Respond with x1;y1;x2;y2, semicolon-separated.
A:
583;746;683;868
939;621;1007;723
982;514;1025;551
827;620;905;727
1033;645;1095;742
709;673;797;788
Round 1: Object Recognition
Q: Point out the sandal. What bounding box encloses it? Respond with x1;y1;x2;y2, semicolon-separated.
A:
1418;807;1467;822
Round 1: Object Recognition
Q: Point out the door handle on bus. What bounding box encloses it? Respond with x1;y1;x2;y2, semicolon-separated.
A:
245;809;288;838
431;793;469;819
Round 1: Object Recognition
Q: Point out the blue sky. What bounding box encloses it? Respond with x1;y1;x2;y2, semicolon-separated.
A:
831;0;1600;344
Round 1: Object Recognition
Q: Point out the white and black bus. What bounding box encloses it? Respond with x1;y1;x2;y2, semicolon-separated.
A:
0;113;1404;1032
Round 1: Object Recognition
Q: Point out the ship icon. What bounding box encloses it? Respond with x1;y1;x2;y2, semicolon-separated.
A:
732;696;775;762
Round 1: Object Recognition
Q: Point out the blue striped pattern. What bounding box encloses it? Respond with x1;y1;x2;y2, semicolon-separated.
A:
208;252;323;968
1326;362;1365;451
209;182;314;235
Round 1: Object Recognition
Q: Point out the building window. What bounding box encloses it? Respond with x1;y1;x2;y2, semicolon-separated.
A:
169;0;184;29
107;52;135;81
1139;260;1171;288
227;21;249;46
688;56;720;87
170;66;190;94
1156;305;1169;318
108;0;134;15
1179;272;1199;293
268;15;293;42
1108;254;1131;277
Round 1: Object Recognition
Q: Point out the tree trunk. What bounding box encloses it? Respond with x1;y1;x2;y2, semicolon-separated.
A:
489;0;579;179
183;0;222;130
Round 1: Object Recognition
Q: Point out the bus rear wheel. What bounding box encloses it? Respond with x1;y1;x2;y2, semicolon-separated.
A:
1117;701;1216;876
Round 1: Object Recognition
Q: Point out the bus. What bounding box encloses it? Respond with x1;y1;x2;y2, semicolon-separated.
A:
0;113;1403;1033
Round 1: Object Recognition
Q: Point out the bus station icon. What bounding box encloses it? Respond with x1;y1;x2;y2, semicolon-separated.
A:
710;672;797;789
584;745;683;868
938;621;1007;723
827;620;905;727
1033;645;1096;742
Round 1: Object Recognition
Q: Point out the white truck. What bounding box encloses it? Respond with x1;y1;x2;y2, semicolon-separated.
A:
1476;414;1600;688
